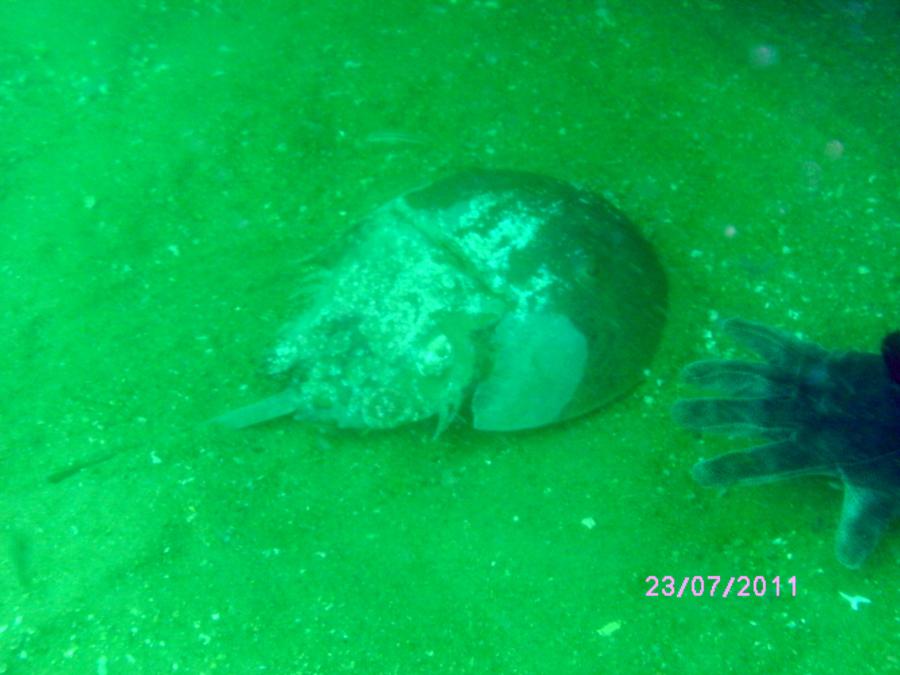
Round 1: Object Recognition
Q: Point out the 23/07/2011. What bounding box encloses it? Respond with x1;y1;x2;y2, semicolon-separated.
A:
645;575;798;598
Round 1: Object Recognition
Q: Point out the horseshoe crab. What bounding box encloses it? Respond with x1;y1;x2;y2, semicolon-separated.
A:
215;170;667;433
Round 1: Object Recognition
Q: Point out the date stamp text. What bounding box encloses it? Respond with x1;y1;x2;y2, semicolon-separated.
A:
645;575;797;598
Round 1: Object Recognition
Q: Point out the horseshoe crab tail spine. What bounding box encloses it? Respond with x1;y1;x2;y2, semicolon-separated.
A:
211;390;300;429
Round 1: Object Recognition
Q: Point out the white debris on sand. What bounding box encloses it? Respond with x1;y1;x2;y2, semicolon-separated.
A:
839;592;871;611
596;620;622;637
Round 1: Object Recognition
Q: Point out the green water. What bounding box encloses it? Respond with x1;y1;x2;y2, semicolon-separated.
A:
1;1;897;673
